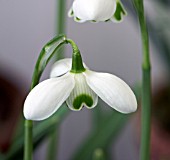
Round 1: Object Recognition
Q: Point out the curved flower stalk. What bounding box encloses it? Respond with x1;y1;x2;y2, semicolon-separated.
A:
24;40;137;121
68;0;127;23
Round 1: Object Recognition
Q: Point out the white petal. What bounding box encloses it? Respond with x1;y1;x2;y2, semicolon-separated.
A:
50;58;88;78
84;70;137;113
66;73;98;111
72;0;117;22
23;73;75;120
50;58;72;77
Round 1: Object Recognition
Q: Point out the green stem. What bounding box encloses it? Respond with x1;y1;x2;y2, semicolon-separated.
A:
134;0;151;159
66;39;86;73
140;12;151;160
66;39;80;54
24;120;33;160
56;0;66;59
141;69;151;160
56;0;66;35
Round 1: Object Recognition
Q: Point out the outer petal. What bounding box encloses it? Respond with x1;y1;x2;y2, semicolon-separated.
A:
72;0;117;22
23;73;75;120
50;58;88;78
84;70;137;113
66;73;98;111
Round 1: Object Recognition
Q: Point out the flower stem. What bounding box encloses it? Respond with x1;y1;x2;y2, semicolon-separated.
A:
141;68;151;160
55;0;66;59
56;0;66;35
133;0;151;159
66;39;86;73
24;120;33;160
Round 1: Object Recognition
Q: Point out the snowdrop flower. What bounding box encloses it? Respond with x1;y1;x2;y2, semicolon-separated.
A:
68;0;127;23
24;40;137;121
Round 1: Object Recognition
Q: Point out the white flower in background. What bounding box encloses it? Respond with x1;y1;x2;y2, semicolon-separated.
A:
68;0;127;23
24;58;137;121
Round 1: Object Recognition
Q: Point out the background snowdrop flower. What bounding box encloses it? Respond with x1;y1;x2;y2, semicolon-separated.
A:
24;55;137;121
68;0;127;23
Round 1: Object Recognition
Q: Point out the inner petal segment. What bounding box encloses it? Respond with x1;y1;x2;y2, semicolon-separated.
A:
66;73;98;111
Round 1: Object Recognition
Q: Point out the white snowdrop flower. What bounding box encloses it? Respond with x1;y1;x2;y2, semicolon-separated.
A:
24;57;137;121
68;0;127;23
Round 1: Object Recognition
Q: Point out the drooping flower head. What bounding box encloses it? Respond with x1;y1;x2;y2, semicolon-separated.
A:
23;39;137;121
68;0;127;23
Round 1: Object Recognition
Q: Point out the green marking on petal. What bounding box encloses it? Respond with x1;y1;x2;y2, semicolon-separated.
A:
105;19;111;22
92;20;97;23
70;10;74;16
73;94;93;110
75;17;81;21
68;8;74;17
66;73;98;111
113;1;127;22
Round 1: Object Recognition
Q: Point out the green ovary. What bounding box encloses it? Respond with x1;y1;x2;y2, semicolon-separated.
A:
73;94;93;110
